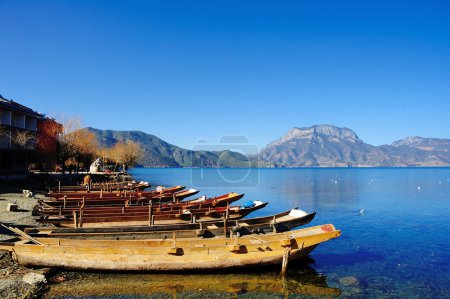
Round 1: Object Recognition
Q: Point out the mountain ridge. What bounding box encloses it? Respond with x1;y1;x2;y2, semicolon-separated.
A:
260;125;450;167
87;125;450;167
86;127;254;168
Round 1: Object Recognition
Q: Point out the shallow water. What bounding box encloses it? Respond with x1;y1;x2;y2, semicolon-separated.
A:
47;168;450;298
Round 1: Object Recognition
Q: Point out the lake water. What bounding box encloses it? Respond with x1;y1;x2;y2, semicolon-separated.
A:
47;168;450;298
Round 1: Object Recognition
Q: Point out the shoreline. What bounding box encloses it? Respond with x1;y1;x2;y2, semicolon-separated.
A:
0;173;111;299
0;171;141;299
0;188;50;298
135;165;450;169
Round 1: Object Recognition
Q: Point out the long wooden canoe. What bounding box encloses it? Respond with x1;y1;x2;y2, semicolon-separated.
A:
36;201;269;228
40;188;200;209
48;185;186;199
2;224;341;271
36;192;244;214
49;181;150;193
33;188;197;216
27;209;316;240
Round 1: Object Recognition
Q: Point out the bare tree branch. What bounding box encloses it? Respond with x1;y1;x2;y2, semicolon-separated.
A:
13;130;36;150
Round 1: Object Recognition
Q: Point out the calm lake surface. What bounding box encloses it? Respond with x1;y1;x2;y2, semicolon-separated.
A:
47;168;450;298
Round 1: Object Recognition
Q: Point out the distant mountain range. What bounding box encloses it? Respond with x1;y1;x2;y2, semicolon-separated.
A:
87;128;253;168
260;125;450;167
88;125;450;167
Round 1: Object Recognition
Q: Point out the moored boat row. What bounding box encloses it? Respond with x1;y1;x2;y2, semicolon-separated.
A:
36;201;269;228
49;178;151;193
26;208;317;239
1;177;341;273
36;192;244;213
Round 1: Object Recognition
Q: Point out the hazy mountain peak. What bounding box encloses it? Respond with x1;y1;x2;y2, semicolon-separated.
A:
391;136;450;152
392;136;426;147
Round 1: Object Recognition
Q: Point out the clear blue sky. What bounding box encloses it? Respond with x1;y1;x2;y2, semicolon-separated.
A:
1;0;449;151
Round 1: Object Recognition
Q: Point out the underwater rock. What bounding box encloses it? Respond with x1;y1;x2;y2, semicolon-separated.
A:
349;287;364;295
339;276;358;286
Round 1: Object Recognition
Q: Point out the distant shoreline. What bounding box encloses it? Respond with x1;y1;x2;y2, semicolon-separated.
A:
134;166;450;169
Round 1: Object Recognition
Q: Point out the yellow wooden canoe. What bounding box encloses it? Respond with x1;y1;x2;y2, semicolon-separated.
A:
3;224;340;271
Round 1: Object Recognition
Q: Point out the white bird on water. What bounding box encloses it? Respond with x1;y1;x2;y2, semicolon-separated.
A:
417;186;421;191
359;209;365;214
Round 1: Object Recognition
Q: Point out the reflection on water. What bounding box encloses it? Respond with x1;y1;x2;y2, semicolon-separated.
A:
46;260;341;298
274;169;362;210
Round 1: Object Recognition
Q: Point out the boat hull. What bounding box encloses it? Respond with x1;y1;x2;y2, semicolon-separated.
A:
13;246;316;271
37;202;269;228
10;225;340;272
48;186;186;199
36;193;244;215
29;211;316;240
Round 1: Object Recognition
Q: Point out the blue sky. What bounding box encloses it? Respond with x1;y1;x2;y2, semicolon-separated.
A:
1;0;449;151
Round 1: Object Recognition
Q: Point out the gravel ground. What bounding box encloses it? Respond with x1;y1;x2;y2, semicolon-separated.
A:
0;173;125;298
0;191;43;239
0;249;50;299
0;188;51;299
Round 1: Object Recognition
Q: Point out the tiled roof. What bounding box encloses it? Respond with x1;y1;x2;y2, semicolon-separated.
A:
0;94;44;118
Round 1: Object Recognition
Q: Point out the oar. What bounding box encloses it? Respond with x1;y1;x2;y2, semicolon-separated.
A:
1;224;46;246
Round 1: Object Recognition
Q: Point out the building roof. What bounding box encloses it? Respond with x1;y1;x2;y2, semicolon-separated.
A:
0;94;44;118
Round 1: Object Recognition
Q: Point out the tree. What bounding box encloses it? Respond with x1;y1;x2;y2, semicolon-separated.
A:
54;116;99;174
109;140;143;171
12;129;36;171
70;128;99;173
96;146;114;172
14;130;36;150
55;116;79;173
36;118;62;171
37;118;62;153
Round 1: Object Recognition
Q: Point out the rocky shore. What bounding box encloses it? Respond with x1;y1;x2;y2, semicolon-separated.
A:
0;173;129;299
0;188;51;299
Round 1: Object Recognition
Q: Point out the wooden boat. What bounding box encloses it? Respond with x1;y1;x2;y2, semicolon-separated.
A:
37;200;260;221
38;189;199;216
0;224;341;271
36;201;269;228
26;208;316;240
48;185;186;199
49;181;151;193
36;192;244;214
42;188;200;207
47;186;186;200
33;188;200;217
